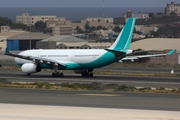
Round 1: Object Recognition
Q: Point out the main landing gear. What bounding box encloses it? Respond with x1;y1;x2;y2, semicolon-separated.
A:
25;73;31;76
81;72;93;77
52;66;64;77
81;69;94;77
52;72;64;77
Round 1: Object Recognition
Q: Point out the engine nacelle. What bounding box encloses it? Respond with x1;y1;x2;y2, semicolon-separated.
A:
126;50;133;55
21;63;41;74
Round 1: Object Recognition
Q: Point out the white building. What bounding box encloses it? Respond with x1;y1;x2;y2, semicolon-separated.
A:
45;18;73;35
165;2;180;15
53;25;73;35
72;17;114;32
0;26;10;33
46;18;70;28
86;17;113;23
122;10;149;19
16;13;57;25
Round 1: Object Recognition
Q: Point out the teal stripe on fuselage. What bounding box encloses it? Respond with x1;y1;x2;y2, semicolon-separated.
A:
17;51;120;70
61;51;125;70
79;51;118;69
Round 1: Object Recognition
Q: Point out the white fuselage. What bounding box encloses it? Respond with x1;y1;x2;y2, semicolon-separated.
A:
15;49;118;70
15;49;105;63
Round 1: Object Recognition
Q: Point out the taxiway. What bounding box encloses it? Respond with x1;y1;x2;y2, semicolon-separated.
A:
0;68;180;88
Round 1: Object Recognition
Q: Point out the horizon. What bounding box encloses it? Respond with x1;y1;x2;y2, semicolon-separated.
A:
0;0;180;8
0;7;165;8
0;7;165;21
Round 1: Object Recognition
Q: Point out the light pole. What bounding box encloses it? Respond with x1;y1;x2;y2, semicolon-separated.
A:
28;24;32;49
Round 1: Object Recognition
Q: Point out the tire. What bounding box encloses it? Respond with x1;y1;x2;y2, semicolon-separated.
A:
52;73;56;77
82;73;85;77
60;73;64;77
55;72;60;77
25;73;31;76
89;73;93;77
85;72;89;77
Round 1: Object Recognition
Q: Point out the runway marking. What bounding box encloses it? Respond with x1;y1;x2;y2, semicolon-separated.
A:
78;94;120;97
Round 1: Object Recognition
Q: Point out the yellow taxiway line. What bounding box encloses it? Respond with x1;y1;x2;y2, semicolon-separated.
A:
78;94;121;97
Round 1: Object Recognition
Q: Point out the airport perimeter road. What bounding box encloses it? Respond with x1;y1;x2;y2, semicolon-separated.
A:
0;88;180;111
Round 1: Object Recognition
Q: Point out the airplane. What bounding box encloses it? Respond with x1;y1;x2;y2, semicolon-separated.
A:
5;18;175;77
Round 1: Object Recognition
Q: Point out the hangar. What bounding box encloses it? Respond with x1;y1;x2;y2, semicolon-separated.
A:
36;35;88;49
0;30;24;51
36;35;112;49
7;32;50;50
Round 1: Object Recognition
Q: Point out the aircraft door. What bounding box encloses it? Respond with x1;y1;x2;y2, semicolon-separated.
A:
70;51;75;61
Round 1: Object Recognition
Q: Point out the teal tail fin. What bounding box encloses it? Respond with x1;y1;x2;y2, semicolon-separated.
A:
108;18;136;52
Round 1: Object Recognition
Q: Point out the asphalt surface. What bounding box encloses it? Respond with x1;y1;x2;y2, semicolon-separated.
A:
0;68;180;88
0;88;180;111
0;62;180;113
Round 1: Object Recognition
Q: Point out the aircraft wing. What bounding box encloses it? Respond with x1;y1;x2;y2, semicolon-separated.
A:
121;49;175;61
4;48;66;67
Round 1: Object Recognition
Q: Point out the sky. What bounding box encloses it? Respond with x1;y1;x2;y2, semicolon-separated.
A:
0;0;180;8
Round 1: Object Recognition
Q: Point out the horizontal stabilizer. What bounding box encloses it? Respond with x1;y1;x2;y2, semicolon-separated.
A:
105;48;125;53
167;49;175;55
105;48;126;57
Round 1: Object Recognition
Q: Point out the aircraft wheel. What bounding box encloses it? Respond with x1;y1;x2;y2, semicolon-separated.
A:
52;72;56;77
26;73;31;76
89;73;93;77
82;73;85;77
59;73;64;77
55;72;60;77
85;72;89;77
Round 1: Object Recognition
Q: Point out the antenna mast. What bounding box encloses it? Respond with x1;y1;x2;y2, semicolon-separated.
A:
102;0;104;18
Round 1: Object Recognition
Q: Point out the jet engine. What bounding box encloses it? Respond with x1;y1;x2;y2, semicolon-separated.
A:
21;63;41;74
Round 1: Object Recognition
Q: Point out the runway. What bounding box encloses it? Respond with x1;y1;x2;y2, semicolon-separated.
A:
0;64;180;119
0;68;180;88
0;88;180;111
0;89;180;120
1;103;180;120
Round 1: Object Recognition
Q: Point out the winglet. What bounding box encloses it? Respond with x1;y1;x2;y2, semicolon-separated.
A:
5;48;9;54
167;49;175;55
